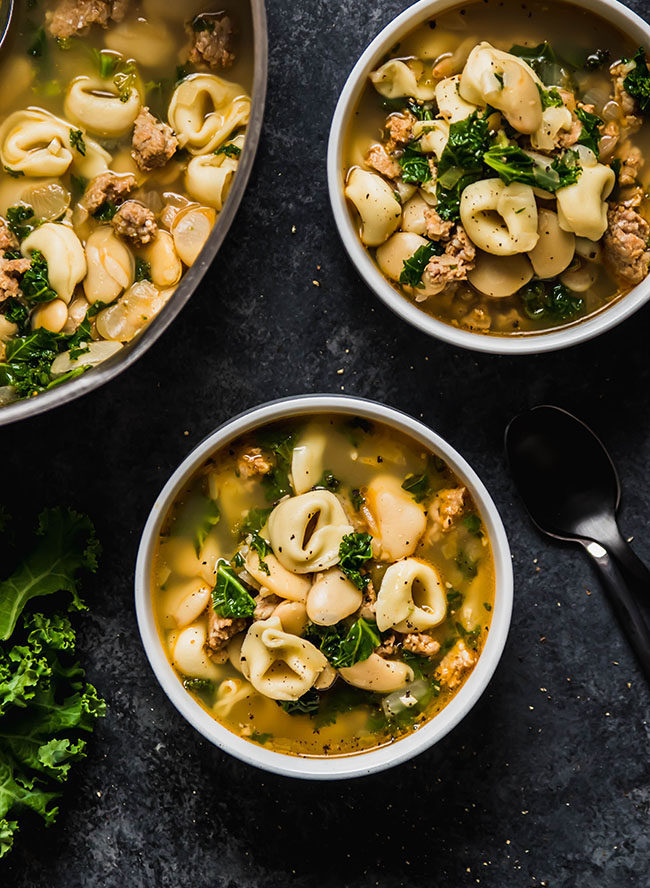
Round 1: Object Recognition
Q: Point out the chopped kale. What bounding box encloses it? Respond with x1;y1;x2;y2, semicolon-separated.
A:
215;143;242;158
250;731;273;744
399;241;443;288
257;426;296;502
183;677;213;693
398;142;432;185
623;48;650;115
575;108;603;157
436;111;491;221
1;299;29;334
463;513;483;537
211;561;256;619
240;507;272;537
520;280;584;321
338;532;373;590
455;549;479;579
446;588;464;610
278;689;320;716
401;472;431;503
483;602;492;612
483;144;582;191
173;493;220;555
249;531;271;576
69;129;86;157
537;85;564;109
509;42;574;88
350;488;365;511
27;26;48;59
0;329;84;399
456;621;482;647
93;201;118;223
407;98;435;121
3;168;24;179
91;49;120;79
6;205;38;241
312;618;380;669
21;251;57;305
135;258;152;283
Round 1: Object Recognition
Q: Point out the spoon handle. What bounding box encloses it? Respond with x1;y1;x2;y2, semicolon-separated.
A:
582;542;650;682
606;531;650;596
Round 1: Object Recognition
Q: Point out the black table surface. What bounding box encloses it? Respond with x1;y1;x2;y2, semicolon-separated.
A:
4;2;650;886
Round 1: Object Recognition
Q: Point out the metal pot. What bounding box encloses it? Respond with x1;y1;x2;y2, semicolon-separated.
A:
0;0;268;427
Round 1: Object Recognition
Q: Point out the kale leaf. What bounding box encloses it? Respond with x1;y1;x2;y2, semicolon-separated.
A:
623;48;650;115
436;111;491;221
315;471;341;492
69;129;86;157
537;85;564;109
338;532;373;590
399;242;443;288
483;145;581;191
135;258;152;283
575;108;603;157
215;143;242;158
509;42;574;88
257;426;296;502
211;561;256;619
312;618;380;669
6;205;38;241
240;507;272;537
520;280;584;321
249;532;271;575
0;328;88;400
398;142;432;185
279;689;320;716
0;509;99;643
21;251;57;305
401;472;431;503
172;494;220;555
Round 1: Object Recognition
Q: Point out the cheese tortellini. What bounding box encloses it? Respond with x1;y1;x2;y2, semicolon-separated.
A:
0;109;110;178
213;678;256;718
240;616;328;701
291;425;328;495
268;489;353;574
186;134;245;209
460;179;539;256
369;59;436;101
435;75;476;123
169;74;251;155
65;75;142;139
345;168;402;246
460;43;543;133
376;558;447;632
556;162;615;241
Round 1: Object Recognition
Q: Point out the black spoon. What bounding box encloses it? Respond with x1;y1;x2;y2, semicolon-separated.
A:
505;405;650;682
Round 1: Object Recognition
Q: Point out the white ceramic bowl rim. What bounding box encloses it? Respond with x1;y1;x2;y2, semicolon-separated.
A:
327;0;650;355
135;395;513;780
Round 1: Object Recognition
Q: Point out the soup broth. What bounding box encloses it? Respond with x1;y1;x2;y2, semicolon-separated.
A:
152;416;495;758
343;0;650;337
0;0;253;403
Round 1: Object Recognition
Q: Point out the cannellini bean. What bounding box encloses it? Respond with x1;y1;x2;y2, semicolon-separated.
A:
138;231;183;289
527;209;575;279
560;258;599;292
170;578;212;628
274;600;309;636
340;654;414;693
94;281;172;342
468;252;534;298
31;299;68;333
376;231;430;282
171;206;216;266
84;226;135;305
306;569;362;626
0;315;18;341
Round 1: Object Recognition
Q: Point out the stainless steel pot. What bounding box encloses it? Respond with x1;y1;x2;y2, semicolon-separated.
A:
0;0;268;427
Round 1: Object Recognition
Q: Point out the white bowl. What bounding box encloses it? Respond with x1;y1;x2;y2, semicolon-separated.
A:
327;0;650;355
135;395;513;779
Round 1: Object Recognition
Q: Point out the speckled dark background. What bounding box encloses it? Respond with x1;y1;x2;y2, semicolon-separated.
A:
3;0;650;885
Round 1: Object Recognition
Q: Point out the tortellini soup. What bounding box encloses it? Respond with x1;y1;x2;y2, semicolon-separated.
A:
343;0;650;336
0;0;253;404
152;415;496;757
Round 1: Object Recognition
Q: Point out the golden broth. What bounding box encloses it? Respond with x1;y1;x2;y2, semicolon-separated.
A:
343;0;650;336
0;1;253;402
152;416;495;758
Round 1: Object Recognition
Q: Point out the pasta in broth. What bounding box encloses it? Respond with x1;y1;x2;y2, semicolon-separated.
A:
344;0;650;336
0;0;252;404
152;416;495;757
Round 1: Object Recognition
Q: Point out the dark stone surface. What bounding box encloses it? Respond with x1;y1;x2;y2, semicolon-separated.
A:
3;1;650;886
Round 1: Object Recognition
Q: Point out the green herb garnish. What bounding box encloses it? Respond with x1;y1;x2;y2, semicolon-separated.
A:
455;550;479;579
575;107;603;157
623;48;650;115
6;205;37;241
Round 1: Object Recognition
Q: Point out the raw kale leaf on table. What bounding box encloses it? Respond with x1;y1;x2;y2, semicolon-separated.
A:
0;508;105;858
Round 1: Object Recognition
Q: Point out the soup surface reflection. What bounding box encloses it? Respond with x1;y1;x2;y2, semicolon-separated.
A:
153;416;495;757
